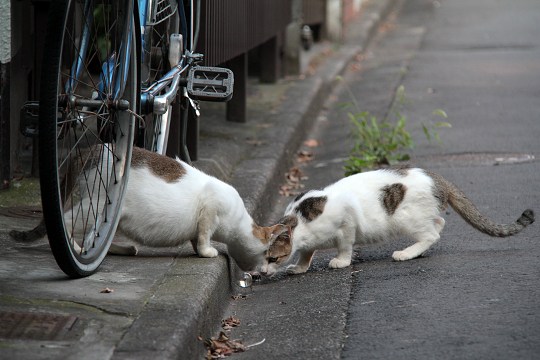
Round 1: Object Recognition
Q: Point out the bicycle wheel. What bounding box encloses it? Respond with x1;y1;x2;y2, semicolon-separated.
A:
39;0;139;277
141;2;180;154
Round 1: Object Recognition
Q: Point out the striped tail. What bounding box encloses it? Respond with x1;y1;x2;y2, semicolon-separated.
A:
444;178;535;237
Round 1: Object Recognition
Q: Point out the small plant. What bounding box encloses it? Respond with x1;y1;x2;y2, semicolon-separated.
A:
341;83;450;176
343;90;412;175
422;109;451;144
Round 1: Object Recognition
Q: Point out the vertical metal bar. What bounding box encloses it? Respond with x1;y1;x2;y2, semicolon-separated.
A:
68;0;93;93
259;35;279;83
190;0;194;51
166;95;181;158
225;53;247;123
116;0;134;99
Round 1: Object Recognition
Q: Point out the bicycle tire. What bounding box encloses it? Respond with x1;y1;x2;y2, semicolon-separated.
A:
39;0;139;278
141;5;180;154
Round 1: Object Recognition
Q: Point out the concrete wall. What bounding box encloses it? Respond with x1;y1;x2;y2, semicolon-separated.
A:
0;1;10;64
284;0;302;76
326;0;363;41
326;0;343;41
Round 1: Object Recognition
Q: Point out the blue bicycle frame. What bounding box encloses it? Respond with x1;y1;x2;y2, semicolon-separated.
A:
66;0;189;110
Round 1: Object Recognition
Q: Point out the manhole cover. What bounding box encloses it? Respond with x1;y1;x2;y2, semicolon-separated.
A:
414;153;535;166
0;311;78;340
492;153;536;165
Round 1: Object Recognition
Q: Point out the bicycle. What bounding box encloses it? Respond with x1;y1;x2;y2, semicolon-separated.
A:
36;0;233;278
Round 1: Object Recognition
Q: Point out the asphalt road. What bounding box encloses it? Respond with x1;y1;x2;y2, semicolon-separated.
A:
223;0;540;359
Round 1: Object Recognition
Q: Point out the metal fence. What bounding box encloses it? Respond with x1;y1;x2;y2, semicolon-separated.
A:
302;0;326;26
198;0;292;66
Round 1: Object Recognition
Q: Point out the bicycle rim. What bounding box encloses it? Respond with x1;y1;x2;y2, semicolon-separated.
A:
39;0;138;277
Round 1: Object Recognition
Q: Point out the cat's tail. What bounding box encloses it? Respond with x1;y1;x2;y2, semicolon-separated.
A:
430;172;535;237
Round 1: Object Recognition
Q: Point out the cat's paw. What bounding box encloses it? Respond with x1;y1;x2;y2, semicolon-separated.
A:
392;250;412;261
198;246;219;258
328;257;351;269
286;264;308;275
123;245;138;256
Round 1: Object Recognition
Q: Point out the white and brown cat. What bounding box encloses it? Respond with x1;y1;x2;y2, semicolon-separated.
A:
263;167;535;275
11;147;289;272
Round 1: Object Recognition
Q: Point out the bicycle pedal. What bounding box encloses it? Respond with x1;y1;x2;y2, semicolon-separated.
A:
187;66;234;102
19;101;40;137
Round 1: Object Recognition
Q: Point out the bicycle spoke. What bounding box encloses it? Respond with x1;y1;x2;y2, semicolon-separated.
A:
39;0;136;277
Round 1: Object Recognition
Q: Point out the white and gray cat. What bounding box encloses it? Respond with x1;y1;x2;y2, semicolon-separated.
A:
11;147;288;272
263;167;535;276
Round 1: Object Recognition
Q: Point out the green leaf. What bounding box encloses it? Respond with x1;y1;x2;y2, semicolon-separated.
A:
422;123;431;141
348;112;358;123
338;102;353;109
434;121;452;128
432;109;448;118
398;153;411;161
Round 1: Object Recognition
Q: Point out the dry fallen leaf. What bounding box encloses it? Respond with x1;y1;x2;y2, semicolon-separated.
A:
205;331;246;359
279;185;292;197
279;167;307;197
231;294;249;300
246;138;264;146
303;139;319;148
100;287;114;293
287;167;304;182
349;62;363;72
221;316;241;330
297;150;314;163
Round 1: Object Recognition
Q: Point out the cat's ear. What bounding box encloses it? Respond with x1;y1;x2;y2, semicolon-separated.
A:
266;224;293;264
267;224;291;245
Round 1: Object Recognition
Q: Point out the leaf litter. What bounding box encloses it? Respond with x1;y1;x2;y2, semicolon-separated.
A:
297;150;314;163
231;294;249;300
279;166;307;197
203;315;266;359
222;316;241;330
278;138;319;196
303;139;320;148
205;331;246;359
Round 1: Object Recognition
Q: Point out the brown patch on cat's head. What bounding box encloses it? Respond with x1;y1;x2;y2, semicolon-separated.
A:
295;196;327;222
258;215;298;275
131;147;186;182
380;183;407;215
265;223;293;268
266;235;292;267
252;223;290;245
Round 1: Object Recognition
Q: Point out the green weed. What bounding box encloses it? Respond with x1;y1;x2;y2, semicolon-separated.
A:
341;83;450;175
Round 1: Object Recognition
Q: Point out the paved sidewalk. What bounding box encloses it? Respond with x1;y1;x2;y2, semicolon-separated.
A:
0;1;394;359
